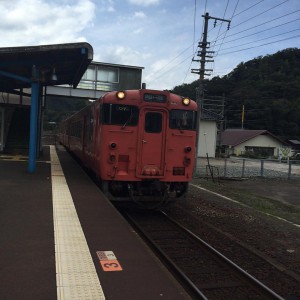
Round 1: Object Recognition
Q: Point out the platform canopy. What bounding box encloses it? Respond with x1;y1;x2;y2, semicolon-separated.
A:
0;42;93;92
0;42;93;173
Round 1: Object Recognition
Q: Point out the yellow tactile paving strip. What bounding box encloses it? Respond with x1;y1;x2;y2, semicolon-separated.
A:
0;154;28;161
50;145;105;300
0;154;51;163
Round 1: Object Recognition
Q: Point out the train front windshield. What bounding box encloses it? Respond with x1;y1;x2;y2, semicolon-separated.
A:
170;110;197;130
102;104;197;131
103;104;139;126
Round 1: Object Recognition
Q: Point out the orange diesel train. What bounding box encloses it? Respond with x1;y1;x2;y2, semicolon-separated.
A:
58;89;197;205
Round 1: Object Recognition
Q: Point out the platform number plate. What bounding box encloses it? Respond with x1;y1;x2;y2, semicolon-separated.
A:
96;251;123;272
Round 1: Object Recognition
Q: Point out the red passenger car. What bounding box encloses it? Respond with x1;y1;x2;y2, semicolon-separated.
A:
58;89;197;205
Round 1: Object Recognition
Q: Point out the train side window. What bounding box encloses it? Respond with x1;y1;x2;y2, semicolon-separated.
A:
145;112;162;133
70;120;82;138
170;110;197;130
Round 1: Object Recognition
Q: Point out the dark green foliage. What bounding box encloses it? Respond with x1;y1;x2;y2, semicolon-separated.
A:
43;96;89;130
171;48;300;139
171;81;199;100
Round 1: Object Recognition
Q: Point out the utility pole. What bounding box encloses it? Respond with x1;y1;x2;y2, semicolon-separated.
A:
192;12;230;176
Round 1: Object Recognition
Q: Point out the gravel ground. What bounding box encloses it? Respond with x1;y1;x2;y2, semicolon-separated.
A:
165;176;300;298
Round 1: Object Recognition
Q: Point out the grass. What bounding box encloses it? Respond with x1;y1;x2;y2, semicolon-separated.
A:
191;178;300;225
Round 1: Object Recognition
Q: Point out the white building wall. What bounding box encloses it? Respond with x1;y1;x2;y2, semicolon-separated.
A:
197;120;217;158
234;135;284;156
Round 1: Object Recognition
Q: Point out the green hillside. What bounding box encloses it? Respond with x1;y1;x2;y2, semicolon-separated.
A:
171;48;300;140
43;96;89;130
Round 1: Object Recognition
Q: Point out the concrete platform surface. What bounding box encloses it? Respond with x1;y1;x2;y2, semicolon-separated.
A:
0;146;190;300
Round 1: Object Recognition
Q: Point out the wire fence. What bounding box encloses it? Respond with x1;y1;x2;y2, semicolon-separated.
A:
195;157;300;180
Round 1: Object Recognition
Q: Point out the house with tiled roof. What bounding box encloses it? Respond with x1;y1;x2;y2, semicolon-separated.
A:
287;139;300;152
219;129;291;158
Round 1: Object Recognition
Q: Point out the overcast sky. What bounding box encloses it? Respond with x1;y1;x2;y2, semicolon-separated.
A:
0;0;299;90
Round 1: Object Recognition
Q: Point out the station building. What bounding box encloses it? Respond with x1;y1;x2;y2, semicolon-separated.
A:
46;61;143;100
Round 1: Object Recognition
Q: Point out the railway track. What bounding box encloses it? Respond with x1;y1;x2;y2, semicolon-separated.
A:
122;208;284;300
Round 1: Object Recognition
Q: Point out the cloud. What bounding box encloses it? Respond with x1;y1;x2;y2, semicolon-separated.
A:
133;28;144;34
98;0;115;12
0;0;95;47
127;0;159;6
95;45;151;66
145;58;181;89
134;11;146;18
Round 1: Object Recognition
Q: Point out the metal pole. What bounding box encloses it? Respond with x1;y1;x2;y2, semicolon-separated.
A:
288;161;292;179
260;160;264;177
28;66;39;173
242;159;245;178
193;14;209;177
192;12;230;177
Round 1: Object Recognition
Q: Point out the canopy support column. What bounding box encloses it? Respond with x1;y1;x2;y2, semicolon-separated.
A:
28;67;40;173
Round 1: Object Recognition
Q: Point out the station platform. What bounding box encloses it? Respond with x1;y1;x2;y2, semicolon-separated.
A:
0;145;190;300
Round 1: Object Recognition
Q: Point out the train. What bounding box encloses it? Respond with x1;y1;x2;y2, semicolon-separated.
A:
58;88;197;207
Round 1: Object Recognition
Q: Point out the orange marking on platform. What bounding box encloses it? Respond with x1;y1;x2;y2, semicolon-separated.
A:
100;260;123;271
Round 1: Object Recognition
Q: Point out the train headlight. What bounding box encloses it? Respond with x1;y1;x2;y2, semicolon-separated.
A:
182;97;190;106
116;91;126;100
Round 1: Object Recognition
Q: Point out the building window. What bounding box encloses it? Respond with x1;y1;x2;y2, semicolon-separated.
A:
78;65;119;91
82;66;96;80
97;67;118;83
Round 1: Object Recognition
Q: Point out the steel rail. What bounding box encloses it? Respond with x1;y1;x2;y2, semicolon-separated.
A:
124;211;208;300
160;210;285;300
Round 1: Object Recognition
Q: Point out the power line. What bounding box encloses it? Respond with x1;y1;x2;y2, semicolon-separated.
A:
231;0;289;29
148;0;200;84
213;0;240;57
148;1;297;86
212;18;300;47
147;46;194;84
216;28;300;52
183;48;198;83
232;0;265;18
218;10;300;40
218;34;300;56
210;0;231;50
148;52;195;84
193;0;197;55
210;9;300;64
200;2;299;79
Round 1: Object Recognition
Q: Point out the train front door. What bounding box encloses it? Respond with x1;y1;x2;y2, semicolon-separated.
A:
137;109;166;177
